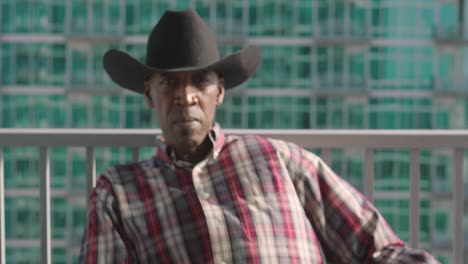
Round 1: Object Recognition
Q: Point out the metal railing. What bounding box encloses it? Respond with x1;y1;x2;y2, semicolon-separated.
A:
0;129;467;264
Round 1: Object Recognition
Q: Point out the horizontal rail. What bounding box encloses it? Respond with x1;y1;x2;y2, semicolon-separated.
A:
3;86;468;98
1;129;468;148
2;188;444;200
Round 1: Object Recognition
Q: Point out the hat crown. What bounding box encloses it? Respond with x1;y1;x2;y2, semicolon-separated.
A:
146;9;220;69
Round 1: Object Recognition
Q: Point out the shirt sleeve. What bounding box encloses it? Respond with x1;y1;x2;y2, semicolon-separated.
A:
78;175;131;264
279;141;439;264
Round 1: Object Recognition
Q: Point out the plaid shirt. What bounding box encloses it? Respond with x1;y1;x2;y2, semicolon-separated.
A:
79;124;438;263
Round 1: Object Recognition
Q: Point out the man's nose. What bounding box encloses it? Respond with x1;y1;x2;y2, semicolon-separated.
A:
174;83;198;105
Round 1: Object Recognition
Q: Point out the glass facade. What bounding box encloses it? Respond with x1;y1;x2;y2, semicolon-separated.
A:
1;0;468;263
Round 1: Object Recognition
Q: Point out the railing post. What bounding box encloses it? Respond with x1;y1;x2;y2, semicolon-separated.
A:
364;148;374;202
453;149;464;264
86;147;96;206
39;146;51;264
409;149;420;249
0;148;5;264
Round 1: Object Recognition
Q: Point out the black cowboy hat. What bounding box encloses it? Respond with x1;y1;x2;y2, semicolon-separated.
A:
103;9;261;94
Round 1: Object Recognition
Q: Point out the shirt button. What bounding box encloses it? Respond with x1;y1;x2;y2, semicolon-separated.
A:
202;191;210;199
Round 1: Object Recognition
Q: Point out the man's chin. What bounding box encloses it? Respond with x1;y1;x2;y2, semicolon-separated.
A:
177;126;194;137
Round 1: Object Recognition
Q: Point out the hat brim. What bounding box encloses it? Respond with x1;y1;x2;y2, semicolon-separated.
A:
103;46;261;94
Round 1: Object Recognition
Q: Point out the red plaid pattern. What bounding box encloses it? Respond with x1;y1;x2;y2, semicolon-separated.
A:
79;124;439;263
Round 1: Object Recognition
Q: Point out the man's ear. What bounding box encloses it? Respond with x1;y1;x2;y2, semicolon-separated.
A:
144;82;154;108
216;77;225;105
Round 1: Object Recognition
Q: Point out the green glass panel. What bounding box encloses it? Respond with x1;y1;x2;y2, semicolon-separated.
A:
72;204;87;243
71;0;88;33
140;2;155;34
51;148;67;188
125;96;136;128
15;45;30;85
1;95;12;127
349;53;365;88
52;198;67;239
420;200;430;242
350;2;367;36
51;96;66;127
434;211;449;233
51;45;66;85
347;157;363;190
440;2;457;33
92;96;104;127
71;100;89;127
438;52;455;89
420;162;431;192
71;49;88;86
1;44;12;85
330;99;344;128
465;99;468;128
31;96;46;127
317;0;329;36
232;2;245;35
8;197;40;239
259;97;274;128
215;2;227;35
216;104;227;127
31;1;48;33
51;3;66;33
296;0;313;36
315;97;328;128
195;2;210;22
71;152;86;188
436;108;449;129
6;247;40;264
435;256;450;264
348;104;364;128
295;47;312;88
247;97;258;128
156;2;172;17
109;3;121;33
125;3;136;33
248;3;258;35
92;2;105;33
1;2;12;32
53;248;67;264
15;1;29;33
109;96;122;127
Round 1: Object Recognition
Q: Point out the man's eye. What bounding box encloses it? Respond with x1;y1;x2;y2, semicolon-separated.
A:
161;78;176;86
195;75;211;84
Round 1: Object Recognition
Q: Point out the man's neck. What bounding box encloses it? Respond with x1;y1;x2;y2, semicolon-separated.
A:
172;135;213;164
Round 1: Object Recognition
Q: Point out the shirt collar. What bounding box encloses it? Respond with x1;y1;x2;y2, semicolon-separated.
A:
155;123;225;167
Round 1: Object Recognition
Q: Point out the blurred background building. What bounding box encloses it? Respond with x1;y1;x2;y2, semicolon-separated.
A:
1;0;468;263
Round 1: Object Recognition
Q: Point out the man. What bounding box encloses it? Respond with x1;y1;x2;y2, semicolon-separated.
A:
79;9;438;263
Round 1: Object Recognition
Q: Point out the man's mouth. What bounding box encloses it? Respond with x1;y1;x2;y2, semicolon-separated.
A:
173;117;199;126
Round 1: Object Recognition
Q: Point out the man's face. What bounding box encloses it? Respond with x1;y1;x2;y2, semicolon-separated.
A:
144;70;225;151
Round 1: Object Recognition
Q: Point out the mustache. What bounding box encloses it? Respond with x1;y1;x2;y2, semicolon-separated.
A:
170;111;201;123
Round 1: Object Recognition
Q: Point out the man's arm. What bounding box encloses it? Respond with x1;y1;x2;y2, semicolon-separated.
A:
278;141;439;263
78;176;130;263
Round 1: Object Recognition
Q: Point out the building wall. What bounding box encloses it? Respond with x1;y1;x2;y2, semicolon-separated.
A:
1;0;467;263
